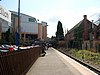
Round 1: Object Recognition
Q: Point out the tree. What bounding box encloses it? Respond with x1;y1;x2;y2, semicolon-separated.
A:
56;21;64;40
0;28;16;44
5;28;10;43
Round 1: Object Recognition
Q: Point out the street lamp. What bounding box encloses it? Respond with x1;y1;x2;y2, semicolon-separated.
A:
16;0;20;49
18;0;20;37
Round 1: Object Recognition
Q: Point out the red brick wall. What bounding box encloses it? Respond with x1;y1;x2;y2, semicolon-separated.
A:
83;15;88;40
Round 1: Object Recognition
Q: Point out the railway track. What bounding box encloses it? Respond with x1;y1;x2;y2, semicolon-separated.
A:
58;50;100;75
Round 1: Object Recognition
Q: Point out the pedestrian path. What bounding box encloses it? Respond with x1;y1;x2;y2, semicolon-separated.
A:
26;47;97;75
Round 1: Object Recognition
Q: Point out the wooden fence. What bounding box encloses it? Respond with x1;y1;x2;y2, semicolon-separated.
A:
0;47;41;75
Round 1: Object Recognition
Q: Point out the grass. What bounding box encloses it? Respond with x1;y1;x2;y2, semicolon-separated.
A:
68;49;100;66
58;47;100;70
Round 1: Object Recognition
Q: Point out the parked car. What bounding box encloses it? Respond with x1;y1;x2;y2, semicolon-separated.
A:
0;44;18;52
32;40;42;46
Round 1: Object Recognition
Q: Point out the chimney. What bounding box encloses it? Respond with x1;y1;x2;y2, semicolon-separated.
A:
83;15;88;40
83;15;87;19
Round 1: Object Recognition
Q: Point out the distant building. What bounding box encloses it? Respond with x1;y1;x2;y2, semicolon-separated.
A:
41;21;48;40
38;21;48;40
65;15;100;52
10;11;48;43
0;5;11;39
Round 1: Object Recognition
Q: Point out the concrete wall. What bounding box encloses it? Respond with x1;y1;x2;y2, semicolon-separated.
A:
21;14;38;34
38;23;42;39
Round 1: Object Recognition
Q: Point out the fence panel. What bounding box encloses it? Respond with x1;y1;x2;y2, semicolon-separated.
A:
0;47;41;75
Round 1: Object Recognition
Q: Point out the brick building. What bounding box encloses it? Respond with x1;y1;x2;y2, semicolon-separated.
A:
65;15;100;52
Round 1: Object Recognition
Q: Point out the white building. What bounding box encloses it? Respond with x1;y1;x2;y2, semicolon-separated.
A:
0;5;11;39
21;13;38;34
11;11;48;43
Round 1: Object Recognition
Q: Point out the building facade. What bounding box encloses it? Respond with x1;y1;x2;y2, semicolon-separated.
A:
0;5;11;39
41;21;48;40
11;11;48;43
65;15;100;52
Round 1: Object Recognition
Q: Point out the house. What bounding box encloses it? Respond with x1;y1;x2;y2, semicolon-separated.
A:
65;15;100;52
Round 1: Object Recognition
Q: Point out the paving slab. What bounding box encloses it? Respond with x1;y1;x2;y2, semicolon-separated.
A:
26;47;97;75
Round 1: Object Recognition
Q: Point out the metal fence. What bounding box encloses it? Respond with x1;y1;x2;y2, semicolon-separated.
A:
0;47;41;75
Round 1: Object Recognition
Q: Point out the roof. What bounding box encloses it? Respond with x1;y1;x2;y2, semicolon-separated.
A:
68;19;98;34
10;11;36;19
68;20;83;33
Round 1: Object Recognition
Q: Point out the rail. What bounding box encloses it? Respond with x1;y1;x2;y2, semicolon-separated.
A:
58;49;100;75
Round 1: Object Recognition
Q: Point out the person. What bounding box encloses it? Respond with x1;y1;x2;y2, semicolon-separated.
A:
41;42;46;56
45;42;49;50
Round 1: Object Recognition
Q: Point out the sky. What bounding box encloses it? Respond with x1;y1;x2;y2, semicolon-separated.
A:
0;0;100;37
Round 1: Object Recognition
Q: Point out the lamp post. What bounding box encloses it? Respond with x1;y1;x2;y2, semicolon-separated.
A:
16;0;20;49
18;0;20;37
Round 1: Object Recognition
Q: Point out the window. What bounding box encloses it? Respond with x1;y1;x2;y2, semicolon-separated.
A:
21;34;24;37
28;18;37;22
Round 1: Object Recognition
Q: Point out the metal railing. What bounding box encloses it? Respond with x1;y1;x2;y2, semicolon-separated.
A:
0;47;41;75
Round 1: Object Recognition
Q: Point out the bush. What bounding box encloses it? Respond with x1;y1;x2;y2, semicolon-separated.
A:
58;41;65;47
